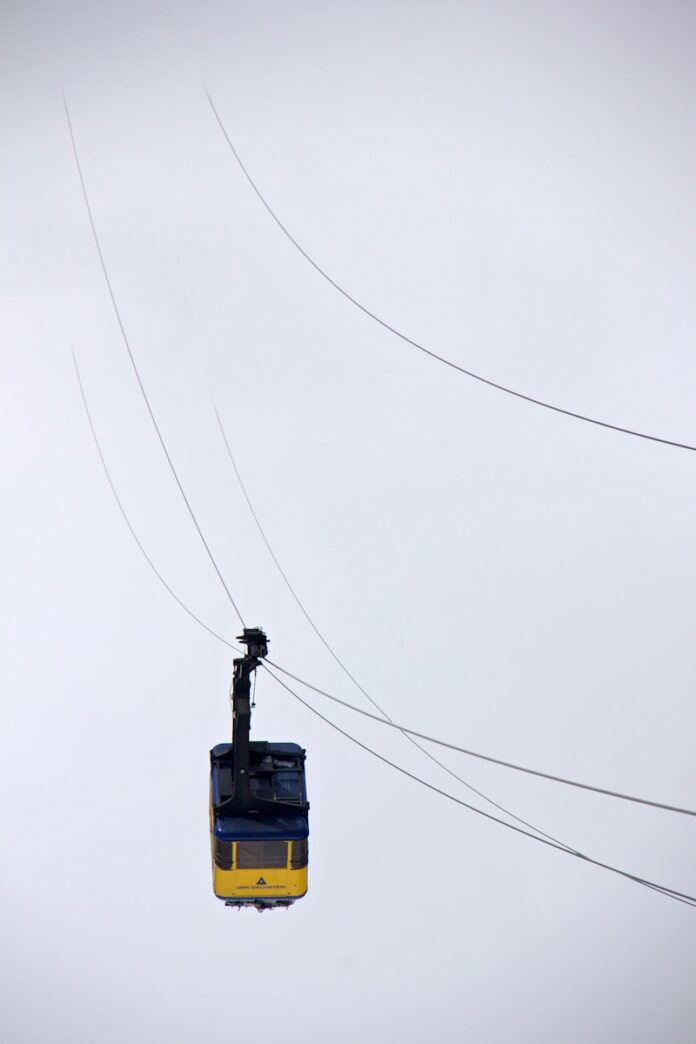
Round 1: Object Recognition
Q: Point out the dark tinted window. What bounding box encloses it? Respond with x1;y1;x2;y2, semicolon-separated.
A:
290;838;308;870
275;771;303;800
214;839;233;870
236;840;288;869
248;769;304;803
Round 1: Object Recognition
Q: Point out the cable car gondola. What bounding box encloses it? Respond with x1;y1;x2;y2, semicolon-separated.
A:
209;628;309;910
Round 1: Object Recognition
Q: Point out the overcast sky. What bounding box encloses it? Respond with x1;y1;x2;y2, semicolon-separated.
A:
2;2;696;1041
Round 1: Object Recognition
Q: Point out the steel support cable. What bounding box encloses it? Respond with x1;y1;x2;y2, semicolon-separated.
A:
205;90;696;455
213;400;581;854
65;94;694;825
74;362;693;907
266;661;696;819
264;664;696;908
64;96;245;628
73;352;241;655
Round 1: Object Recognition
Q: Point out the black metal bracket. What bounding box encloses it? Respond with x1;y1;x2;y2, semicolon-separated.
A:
215;627;307;815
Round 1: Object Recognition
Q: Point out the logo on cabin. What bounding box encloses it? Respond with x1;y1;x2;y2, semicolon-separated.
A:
256;877;267;886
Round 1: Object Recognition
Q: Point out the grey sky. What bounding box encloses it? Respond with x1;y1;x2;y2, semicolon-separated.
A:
2;2;696;1042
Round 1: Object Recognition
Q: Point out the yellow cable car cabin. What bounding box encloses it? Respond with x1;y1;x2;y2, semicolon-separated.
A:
210;742;308;908
209;628;309;911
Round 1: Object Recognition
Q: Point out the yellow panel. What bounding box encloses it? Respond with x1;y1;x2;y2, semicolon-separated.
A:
209;794;308;901
213;865;308;900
